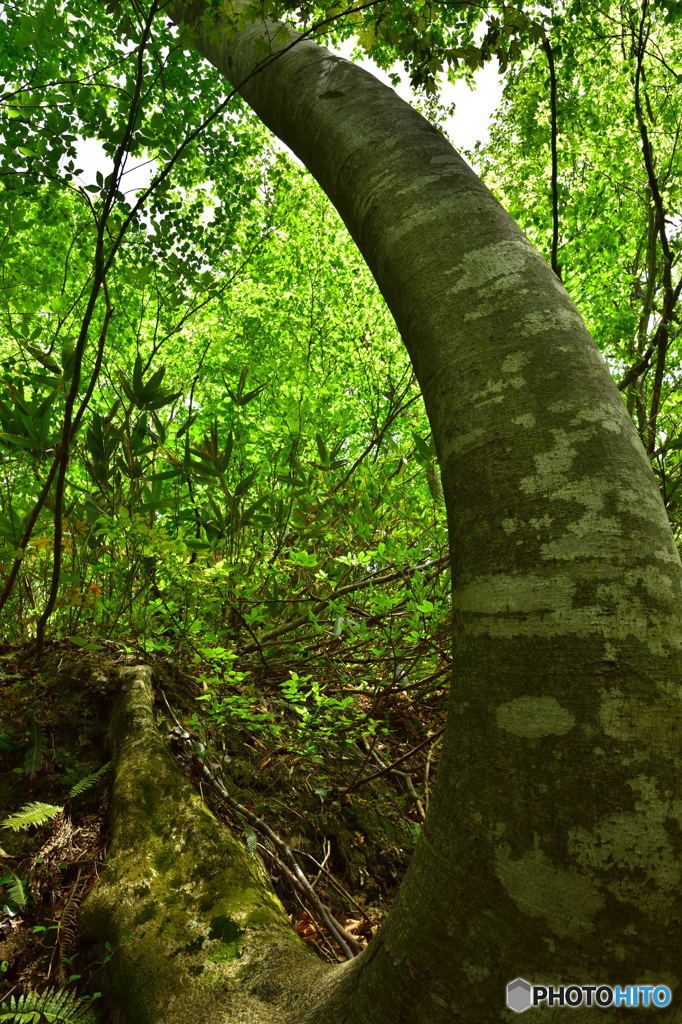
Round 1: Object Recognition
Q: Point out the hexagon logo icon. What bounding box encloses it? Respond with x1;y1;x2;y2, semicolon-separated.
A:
507;978;533;1013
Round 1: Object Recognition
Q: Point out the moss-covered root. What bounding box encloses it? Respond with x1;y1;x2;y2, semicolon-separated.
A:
81;665;328;1024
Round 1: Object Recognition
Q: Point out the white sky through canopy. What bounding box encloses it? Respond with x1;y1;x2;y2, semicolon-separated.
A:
73;40;503;198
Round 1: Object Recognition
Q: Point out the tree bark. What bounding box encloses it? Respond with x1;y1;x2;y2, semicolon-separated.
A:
158;6;682;1022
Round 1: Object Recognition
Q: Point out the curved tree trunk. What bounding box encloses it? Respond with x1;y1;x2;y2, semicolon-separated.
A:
153;6;681;1022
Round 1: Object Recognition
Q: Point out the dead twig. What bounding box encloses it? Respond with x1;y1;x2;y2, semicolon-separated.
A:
341;726;446;797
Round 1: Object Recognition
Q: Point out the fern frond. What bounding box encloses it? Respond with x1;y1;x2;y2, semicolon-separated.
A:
0;802;63;832
67;762;112;800
57;880;87;985
23;721;44;778
0;1010;40;1023
2;869;28;909
245;828;258;855
0;987;98;1024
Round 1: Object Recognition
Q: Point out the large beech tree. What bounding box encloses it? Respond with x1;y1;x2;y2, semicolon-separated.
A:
80;2;682;1022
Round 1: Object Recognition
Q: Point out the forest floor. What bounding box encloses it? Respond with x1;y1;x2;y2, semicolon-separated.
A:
0;639;446;1021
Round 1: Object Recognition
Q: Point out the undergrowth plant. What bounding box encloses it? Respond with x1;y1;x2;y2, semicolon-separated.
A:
0;987;99;1024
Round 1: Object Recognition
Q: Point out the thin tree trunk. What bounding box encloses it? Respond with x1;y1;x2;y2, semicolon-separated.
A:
162;6;682;1022
541;31;562;281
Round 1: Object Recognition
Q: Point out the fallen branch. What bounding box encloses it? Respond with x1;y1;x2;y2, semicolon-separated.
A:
341;726;446;796
361;740;426;822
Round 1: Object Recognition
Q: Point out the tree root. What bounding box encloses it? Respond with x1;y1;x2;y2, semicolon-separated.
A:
81;666;331;1024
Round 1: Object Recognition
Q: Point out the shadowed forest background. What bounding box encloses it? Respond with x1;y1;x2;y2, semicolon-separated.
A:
0;0;680;1020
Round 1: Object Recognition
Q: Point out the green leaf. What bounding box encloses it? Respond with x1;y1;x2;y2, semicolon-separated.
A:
132;354;143;396
143;389;181;411
61;339;76;379
315;432;329;465
26;345;61;374
288;550;318;567
23;721;44;778
234;470;258;497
